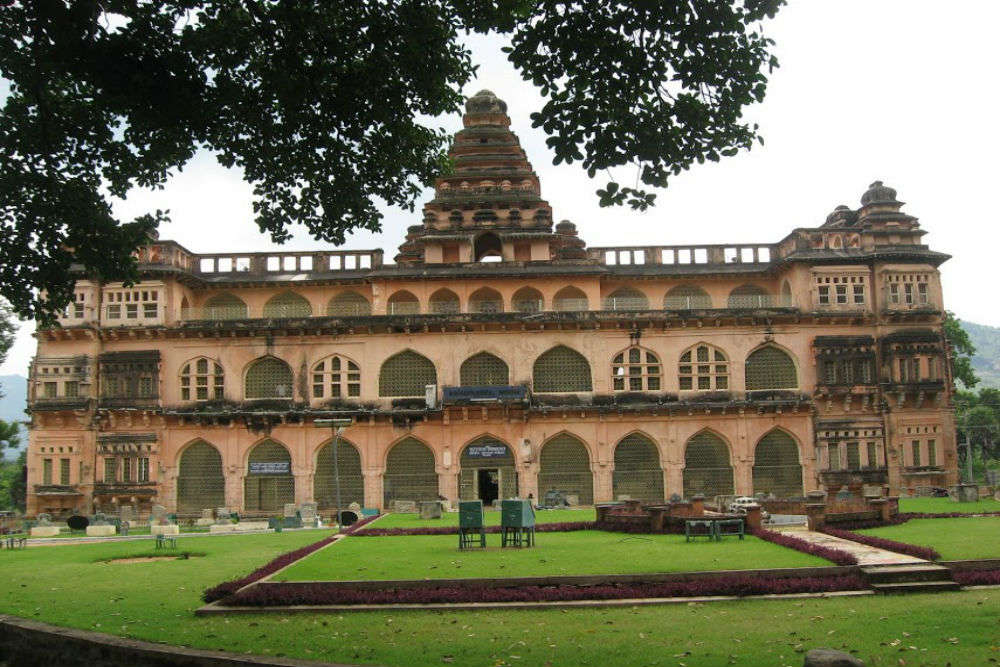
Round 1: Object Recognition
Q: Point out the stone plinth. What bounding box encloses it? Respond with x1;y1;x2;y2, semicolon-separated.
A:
209;521;269;534
690;496;705;516
195;518;215;526
150;524;180;536
867;498;890;523
85;525;116;537
30;526;60;537
420;501;442;519
744;505;763;531
951;484;979;502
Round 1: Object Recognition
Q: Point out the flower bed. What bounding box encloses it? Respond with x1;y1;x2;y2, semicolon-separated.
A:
220;572;867;607
751;528;858;566
951;568;1000;587
354;521;595;537
899;511;1000;520
820;526;941;561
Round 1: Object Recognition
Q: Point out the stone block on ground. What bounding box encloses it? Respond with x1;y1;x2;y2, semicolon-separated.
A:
803;648;865;666
283;503;298;518
195;518;215;526
564;494;580;506
420;501;442;519
150;524;180;536
201;509;215;520
85;525;116;537
30;526;60;537
393;500;418;513
300;502;318;519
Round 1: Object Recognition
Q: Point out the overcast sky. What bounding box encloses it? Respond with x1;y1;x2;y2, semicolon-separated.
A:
3;0;998;376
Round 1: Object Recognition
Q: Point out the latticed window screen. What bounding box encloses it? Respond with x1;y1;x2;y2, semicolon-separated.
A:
262;292;312;318
845;442;861;470
100;361;158;399
745;346;797;390
429;290;460;314
460;353;509;386
245;357;294;399
683;431;734;499
602;287;649;311
180;357;224;401
679;344;729;390
176;441;225;513
727;284;770;308
42;458;53;485
664;285;712;310
866;442;879;468
911;440;921;467
538;434;593;505
379;351;437;396
470;289;504;313
827;443;842;470
752;430;803;498
927;439;937;467
553;287;589;312
103;457;116;482
459;438;516;501
388;291;420;315
327;291;371;316
820;357;874;385
613;434;664;503
612;347;661;391
384;438;439;503
314;439;364;509
204;293;248;320
244;440;295;512
533;346;592;392
59;458;70;485
312;356;361;399
512;288;544;313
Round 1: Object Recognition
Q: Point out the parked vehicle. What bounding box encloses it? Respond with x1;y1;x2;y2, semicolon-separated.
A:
727;496;770;521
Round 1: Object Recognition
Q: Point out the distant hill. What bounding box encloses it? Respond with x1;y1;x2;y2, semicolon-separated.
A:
0;375;28;459
960;320;1000;390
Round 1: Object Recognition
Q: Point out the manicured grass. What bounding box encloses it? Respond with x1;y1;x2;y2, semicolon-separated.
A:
364;507;595;529
275;531;827;582
858;517;1000;560
0;532;996;665
898;497;1000;514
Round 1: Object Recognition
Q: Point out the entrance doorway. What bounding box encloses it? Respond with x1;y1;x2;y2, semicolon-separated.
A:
477;469;500;505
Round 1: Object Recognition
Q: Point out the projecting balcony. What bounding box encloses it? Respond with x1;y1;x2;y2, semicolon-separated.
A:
93;482;157;497
33;485;83;497
819;468;888;485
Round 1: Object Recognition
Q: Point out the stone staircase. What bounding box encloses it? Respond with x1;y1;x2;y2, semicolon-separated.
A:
861;563;960;594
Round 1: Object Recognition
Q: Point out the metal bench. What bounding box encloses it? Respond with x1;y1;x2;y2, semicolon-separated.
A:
684;519;716;542
3;536;26;550
155;534;177;549
714;518;745;540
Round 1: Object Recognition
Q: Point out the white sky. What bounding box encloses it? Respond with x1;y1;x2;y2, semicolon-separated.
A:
3;0;999;376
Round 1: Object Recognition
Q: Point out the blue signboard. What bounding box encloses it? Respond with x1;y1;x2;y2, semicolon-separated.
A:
465;444;510;459
442;385;528;404
249;461;290;475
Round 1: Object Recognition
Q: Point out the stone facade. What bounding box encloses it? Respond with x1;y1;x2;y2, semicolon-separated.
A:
26;90;957;517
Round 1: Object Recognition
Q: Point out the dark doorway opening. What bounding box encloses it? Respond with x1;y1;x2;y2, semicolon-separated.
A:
477;468;499;506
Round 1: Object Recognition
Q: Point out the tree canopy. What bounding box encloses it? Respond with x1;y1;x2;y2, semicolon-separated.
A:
1;0;783;322
944;311;979;389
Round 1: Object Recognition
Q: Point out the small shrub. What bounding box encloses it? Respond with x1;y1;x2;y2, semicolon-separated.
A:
952;568;1000;587
353;521;595;537
820;527;941;561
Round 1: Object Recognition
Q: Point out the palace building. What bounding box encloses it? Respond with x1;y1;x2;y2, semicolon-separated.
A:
26;90;958;518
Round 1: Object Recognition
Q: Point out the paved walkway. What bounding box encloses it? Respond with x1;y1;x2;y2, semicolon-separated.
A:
19;526;330;547
779;528;926;566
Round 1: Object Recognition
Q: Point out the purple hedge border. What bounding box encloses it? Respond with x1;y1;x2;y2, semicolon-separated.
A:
820;527;941;561
751;528;858;566
952;568;1000;587
223;573;867;607
354;521;596;537
825;511;1000;531
203;515;380;603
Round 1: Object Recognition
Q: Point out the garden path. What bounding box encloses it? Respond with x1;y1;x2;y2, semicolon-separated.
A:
779;527;926;566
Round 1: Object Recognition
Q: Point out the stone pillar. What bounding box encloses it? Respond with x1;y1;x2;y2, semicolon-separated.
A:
734;458;753;496
805;490;827;531
744;504;763;531
665;465;684;500
519;464;538;502
690;495;705;516
592;463;613;504
437;467;458;505
868;497;890;523
293;471;311;505
363;469;383;510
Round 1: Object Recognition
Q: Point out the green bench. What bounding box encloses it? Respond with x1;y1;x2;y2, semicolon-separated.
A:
155;534;177;549
685;518;745;542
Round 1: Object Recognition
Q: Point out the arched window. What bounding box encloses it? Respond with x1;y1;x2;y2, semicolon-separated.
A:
314;438;364;509
327;291;371;317
745;346;798;391
728;284;769;309
780;280;792;307
384;438;438;504
387;290;420;315
469;287;504;313
203;293;248;320
176;440;225;513
664;285;711;310
683;431;734;499
429;289;460;314
753;430;804;498
474;232;503;262
603;287;649;311
533;345;592;392
379;351;436;397
460;352;509;386
180;357;224;401
263;291;312;318
612;347;661;391
613;433;664;503
538;434;593;505
553;286;588;312
679;344;729;391
244;440;294;512
311;355;361;399
512;287;544;313
245;357;294;399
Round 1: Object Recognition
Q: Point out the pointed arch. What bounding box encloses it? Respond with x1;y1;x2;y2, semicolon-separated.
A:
727;284;769;308
533;345;592;392
553;286;589;312
310;354;361;399
752;429;804;498
512;287;544;313
263;291;312;318
780;280;792;306
176;439;225;513
203;292;248;320
314;437;364;510
244;356;294;399
474;232;503;262
179;357;224;401
664;285;711;310
459;435;517;501
603;287;649;311
379;350;436;397
469;287;504;313
384;437;438;504
460;352;509;386
429;288;460;314
683;430;734;499
613;432;664;503
611;346;661;392
538;433;593;505
745;345;798;391
327;291;371;316
387;290;420;315
678;343;729;391
244;439;295;512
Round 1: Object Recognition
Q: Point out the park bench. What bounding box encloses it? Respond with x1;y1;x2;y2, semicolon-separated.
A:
714;518;745;540
2;536;26;550
684;519;716;542
155;534;177;550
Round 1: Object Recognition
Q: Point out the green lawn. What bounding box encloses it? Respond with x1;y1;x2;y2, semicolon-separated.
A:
364;507;595;529
858;517;1000;560
898;497;1000;514
0;532;996;666
275;531;827;582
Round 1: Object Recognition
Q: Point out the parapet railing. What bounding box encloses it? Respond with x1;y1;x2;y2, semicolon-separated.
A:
589;244;778;267
136;243;383;276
